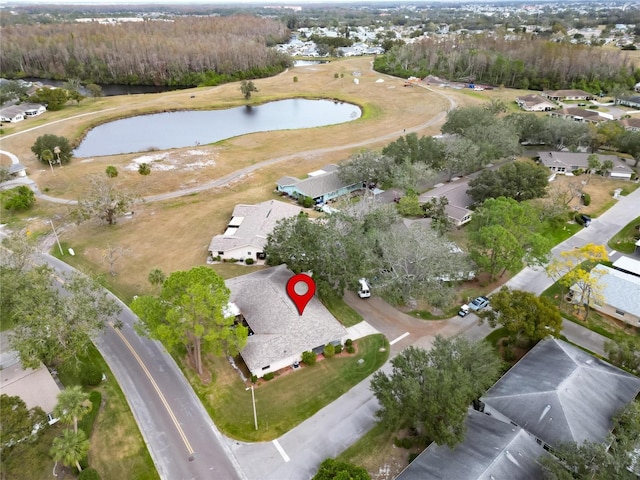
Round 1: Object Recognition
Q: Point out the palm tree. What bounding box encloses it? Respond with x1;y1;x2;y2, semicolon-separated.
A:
50;429;90;473
41;149;55;174
54;385;91;434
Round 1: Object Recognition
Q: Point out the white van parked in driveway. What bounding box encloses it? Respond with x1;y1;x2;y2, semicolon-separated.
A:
357;278;371;299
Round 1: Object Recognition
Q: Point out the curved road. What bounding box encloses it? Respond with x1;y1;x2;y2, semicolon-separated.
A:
38;253;245;480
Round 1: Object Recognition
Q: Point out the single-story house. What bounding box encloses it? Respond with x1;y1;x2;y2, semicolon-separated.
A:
0;105;24;123
620;117;640;132
537;151;634;179
571;264;640;327
396;409;547;480
419;181;474;226
397;339;640;479
616;96;640;109
613;256;640;278
542;89;593;101
208;200;303;262
276;164;361;205
0;333;61;422
515;93;557;112
20;103;47;117
482;339;640;449
549;107;611;124
225;265;348;378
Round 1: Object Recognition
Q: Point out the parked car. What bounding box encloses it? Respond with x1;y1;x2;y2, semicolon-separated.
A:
458;304;470;317
468;296;490;311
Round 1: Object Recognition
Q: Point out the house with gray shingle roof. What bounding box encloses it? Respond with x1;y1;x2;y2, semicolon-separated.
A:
542;89;593;101
515;93;557;112
482;339;640;449
537;151;633;179
549;107;611;124
226;265;348;378
396;338;640;479
208;200;303;262
571;264;640;327
276;164;361;205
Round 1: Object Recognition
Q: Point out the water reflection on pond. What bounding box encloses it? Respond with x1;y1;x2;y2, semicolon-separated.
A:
73;99;361;157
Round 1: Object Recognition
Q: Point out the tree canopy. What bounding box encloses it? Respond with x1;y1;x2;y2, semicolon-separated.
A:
370;337;502;447
54;386;91;434
31;134;72;165
131;266;247;375
71;175;135;226
50;429;90;473
478;287;562;343
313;458;371;480
467;161;549;205
0;394;46;448
468;197;552;279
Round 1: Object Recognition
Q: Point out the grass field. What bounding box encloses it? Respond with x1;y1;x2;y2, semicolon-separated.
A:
608;215;640;253
182;334;389;442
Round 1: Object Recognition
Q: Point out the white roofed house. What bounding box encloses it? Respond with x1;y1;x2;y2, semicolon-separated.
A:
208;200;303;262
225;265;348;379
515;93;557;112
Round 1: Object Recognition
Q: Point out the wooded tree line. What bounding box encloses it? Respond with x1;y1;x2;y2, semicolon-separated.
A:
374;34;640;93
0;16;292;86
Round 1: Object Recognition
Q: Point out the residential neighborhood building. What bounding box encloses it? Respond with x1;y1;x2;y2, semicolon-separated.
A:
276;164;361;205
0;333;61;423
612;256;640;278
419;180;474;226
571;264;640;327
397;339;640;479
537;151;634;179
208;200;303;262
616;96;640;109
0;103;46;123
620;117;640;132
515;93;557;112
549;107;612;124
542;89;593;101
225;265;348;378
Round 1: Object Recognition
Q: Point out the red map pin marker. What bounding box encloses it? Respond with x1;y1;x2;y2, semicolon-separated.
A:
286;273;316;316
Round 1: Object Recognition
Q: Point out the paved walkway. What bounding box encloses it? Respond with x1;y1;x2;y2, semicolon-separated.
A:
344;320;380;341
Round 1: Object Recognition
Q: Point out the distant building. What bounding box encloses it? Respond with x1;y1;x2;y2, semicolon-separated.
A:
537;151;633;179
542;89;593;101
515;93;557;111
276;164;361;205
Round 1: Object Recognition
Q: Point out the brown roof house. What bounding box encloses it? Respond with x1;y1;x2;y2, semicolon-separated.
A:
620;117;640;132
419;180;474;226
542;89;593;101
515;94;557;112
397;339;640;480
208;200;303;262
537;151;634;179
225;265;348;378
549;107;612;124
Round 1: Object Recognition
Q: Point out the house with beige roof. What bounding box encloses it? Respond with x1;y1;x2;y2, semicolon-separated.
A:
515;93;557;112
542;89;593;101
276;164;361;205
549;107;612;124
620;117;640;132
225;265;348;378
208;200;303;262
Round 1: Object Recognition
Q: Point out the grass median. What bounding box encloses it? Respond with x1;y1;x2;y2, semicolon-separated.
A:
182;334;389;442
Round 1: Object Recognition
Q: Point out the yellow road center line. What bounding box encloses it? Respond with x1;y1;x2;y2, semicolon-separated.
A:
112;325;194;455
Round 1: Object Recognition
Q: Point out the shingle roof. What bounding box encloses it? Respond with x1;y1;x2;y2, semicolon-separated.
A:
620;117;640;129
589;265;640;317
208;200;302;254
516;94;555;107
482;339;640;447
537;151;632;174
396;410;547;480
226;265;347;372
543;89;592;98
293;169;355;199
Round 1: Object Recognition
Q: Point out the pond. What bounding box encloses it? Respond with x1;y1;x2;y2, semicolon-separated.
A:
73;99;361;157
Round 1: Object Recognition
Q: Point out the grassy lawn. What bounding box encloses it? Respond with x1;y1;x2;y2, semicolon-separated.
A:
182;334;389;442
1;345;158;480
608;215;640;254
539;220;582;246
321;291;364;326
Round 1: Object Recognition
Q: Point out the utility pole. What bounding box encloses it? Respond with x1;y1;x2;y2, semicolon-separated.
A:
246;385;258;430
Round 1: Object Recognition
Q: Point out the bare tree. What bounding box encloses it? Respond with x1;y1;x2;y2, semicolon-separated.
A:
72;176;135;226
103;244;130;276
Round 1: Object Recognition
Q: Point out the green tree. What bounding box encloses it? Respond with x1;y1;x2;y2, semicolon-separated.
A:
86;84;103;98
29;87;68;110
0;166;10;183
337;149;394;187
313;458;370;480
601;159;614;176
105;166;118;178
147;268;166;287
0;394;46;447
478;287;562;343
41;148;55;172
3;185;36;212
370;337;502;447
240;80;258;100
617;131;640;168
604;336;640;374
396;193;422;217
54;386;91;434
138;163;151;175
31;134;72;165
439;135;480;181
131;266;247;375
50;429;90;473
72;175;134;226
467;161;549;204
468;197;552;279
7;263;121;369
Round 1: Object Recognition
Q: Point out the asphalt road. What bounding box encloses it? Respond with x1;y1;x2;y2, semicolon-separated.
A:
38;253;245;480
